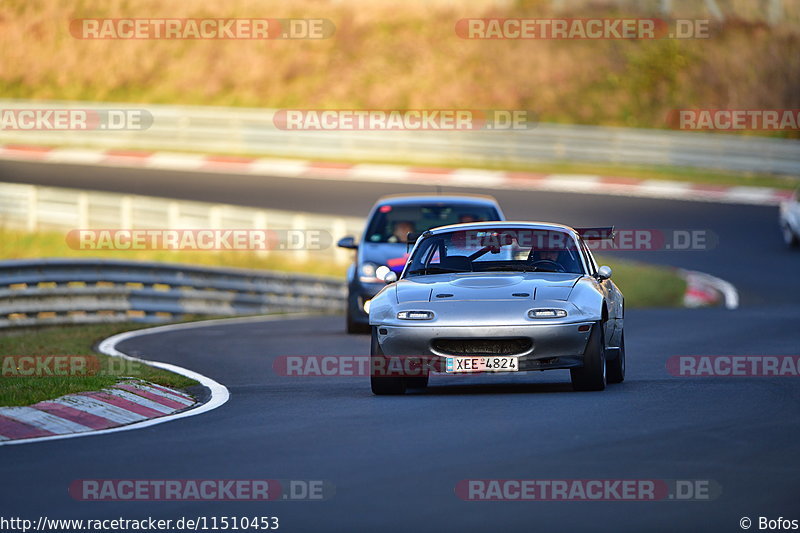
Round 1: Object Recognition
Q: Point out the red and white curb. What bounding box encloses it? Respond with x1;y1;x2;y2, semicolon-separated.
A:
679;269;739;310
0;316;316;446
0;379;195;442
1;144;794;206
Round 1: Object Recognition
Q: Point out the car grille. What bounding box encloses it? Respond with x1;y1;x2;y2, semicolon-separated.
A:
431;338;532;356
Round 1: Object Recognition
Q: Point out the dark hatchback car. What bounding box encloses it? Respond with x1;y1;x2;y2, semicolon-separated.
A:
337;194;505;333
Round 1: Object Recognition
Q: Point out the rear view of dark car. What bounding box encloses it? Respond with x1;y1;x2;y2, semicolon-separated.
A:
337;194;505;333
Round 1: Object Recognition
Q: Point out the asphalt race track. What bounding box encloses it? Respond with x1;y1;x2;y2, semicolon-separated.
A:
1;161;799;532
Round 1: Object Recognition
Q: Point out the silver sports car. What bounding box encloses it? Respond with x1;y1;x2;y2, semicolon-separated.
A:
367;221;625;395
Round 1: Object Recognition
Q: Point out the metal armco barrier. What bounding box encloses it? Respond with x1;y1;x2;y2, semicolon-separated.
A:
0;259;346;328
0;181;364;266
1;99;798;175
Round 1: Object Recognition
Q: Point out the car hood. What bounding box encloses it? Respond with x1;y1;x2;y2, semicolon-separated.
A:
394;273;582;303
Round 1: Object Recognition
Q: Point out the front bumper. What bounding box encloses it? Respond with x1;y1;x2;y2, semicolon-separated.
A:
375;322;594;372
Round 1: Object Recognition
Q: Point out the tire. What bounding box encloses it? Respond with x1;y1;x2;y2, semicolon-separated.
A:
570;322;607;392
346;299;370;334
405;374;429;390
782;223;800;248
370;327;406;395
606;331;625;384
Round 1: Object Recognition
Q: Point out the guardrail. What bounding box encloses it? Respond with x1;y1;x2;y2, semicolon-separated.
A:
0;181;364;265
1;99;798;175
0;259;346;329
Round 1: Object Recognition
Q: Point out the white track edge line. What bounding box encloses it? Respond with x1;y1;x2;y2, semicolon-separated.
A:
0;313;313;446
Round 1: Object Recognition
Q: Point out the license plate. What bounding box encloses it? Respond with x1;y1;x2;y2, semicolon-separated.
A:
445;356;518;373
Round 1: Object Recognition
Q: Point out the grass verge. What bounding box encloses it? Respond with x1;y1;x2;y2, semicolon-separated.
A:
0;322;198;407
0;227;348;278
596;254;686;308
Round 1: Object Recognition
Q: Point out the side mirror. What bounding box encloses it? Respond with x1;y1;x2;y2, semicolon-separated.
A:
597;265;612;280
375;265;398;284
337;236;357;249
406;232;422;252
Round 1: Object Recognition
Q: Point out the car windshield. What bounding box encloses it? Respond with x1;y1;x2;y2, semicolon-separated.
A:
405;228;586;277
364;203;500;244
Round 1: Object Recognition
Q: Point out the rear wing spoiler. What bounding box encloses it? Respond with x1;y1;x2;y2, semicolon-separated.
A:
576;227;616;241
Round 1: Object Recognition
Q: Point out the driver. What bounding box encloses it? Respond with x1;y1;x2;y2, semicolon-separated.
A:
389;220;416;243
530;248;581;273
530;249;561;265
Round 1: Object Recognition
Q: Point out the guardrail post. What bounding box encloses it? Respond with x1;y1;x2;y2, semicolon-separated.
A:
254;212;269;258
121;196;133;228
291;214;309;261
768;0;783;25
332;218;349;265
704;0;724;21
26;186;37;232
209;206;222;229
168;201;180;229
78;193;89;228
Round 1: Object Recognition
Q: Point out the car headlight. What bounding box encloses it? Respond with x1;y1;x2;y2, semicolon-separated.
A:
397;311;434;320
359;262;380;282
528;308;567;319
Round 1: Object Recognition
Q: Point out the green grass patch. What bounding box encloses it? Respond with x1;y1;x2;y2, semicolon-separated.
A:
595;255;686;309
0;322;198;407
0;226;347;278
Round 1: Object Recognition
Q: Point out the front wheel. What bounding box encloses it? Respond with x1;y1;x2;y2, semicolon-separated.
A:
570;322;607;392
606;331;625;384
370;327;406;395
346;296;370;334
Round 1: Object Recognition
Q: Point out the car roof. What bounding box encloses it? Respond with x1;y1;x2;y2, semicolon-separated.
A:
375;194;499;207
425;220;580;236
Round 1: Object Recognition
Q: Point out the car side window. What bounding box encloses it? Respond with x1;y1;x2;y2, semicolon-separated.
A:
580;240;598;276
